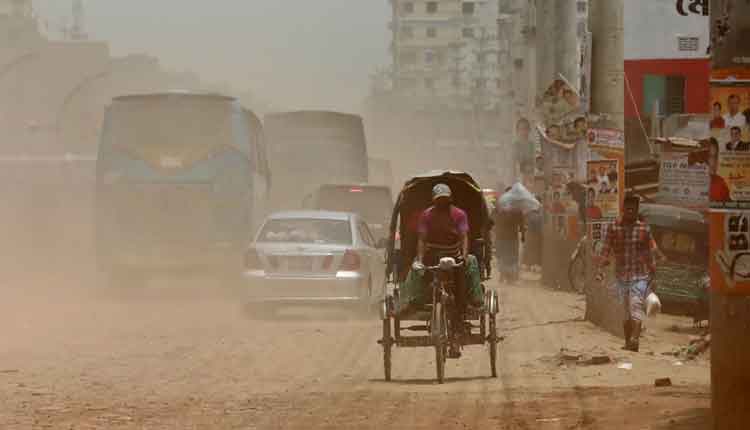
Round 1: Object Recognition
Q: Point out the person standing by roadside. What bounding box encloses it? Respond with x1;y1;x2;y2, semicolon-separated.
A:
522;201;542;273
597;195;657;352
494;187;525;284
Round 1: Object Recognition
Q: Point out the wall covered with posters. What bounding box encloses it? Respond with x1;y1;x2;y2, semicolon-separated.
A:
708;0;750;296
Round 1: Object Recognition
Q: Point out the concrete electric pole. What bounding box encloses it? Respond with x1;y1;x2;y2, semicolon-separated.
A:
588;0;624;129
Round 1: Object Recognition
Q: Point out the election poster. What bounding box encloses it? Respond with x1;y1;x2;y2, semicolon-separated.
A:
546;167;579;240
587;220;612;257
586;160;620;219
709;84;750;143
658;151;710;209
709;210;750;294
710;148;750;209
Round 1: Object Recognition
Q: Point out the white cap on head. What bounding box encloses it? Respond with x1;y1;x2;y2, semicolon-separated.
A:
432;183;452;201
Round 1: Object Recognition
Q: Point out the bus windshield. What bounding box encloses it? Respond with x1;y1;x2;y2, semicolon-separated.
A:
106;97;235;168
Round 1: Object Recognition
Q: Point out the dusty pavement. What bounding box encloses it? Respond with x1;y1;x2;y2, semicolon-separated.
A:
0;274;710;429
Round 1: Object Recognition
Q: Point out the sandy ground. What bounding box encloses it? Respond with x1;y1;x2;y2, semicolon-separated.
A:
0;272;711;429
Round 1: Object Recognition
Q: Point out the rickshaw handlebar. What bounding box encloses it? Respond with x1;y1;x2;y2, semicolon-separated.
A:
423;259;465;272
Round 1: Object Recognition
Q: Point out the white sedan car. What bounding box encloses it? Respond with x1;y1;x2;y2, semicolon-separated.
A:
243;211;386;314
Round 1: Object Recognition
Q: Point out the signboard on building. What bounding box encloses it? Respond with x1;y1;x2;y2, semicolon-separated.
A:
625;0;709;61
658;151;710;208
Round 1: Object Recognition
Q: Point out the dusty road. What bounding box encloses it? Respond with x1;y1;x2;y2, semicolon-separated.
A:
0;274;710;429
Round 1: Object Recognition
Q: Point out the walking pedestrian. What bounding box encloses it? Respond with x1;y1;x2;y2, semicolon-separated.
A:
522;203;542;272
597;195;657;352
494;187;525;284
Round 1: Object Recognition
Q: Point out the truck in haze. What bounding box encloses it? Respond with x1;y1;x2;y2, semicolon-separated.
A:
264;111;369;212
95;92;270;287
368;157;393;189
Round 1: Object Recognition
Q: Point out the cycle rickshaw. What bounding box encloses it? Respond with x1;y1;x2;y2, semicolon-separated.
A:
378;171;500;384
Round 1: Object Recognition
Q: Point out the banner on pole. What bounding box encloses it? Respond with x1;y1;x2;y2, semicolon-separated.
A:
587;128;625;151
586;159;620;220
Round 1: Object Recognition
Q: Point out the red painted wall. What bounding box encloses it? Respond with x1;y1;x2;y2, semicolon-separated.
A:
624;58;710;118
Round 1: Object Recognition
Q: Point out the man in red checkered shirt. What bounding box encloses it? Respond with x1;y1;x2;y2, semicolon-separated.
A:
598;194;657;352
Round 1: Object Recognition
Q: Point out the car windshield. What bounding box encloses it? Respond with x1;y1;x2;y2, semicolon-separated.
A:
258;218;352;245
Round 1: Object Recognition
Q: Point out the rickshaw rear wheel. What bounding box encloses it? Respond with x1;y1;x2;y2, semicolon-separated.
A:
382;316;392;382
488;312;498;378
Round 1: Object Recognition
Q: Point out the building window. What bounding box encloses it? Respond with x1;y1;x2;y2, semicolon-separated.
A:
425;78;435;90
462;27;475;38
462;2;475;15
402;2;414;14
399;51;417;66
475;78;486;89
576;1;587;14
400;26;414;40
427;27;437;38
426;2;438;14
424;50;435;64
496;79;502;89
642;74;685;115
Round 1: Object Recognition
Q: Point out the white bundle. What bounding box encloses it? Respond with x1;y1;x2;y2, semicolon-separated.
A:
498;182;541;214
646;292;662;317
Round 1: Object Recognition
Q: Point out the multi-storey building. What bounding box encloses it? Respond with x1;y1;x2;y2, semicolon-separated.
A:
0;0;32;17
389;0;500;110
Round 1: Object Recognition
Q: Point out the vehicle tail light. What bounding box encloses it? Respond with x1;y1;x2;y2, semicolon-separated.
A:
340;250;361;271
244;249;261;270
322;255;334;270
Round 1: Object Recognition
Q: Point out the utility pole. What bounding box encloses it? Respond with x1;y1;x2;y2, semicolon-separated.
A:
709;1;750;428
588;0;624;130
535;0;557;102
584;0;625;334
555;0;580;90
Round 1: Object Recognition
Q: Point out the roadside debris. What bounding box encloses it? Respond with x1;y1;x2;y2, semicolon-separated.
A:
663;333;711;360
553;349;612;366
655;378;673;387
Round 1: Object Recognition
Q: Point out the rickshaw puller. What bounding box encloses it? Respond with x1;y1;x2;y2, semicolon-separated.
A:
414;184;472;358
